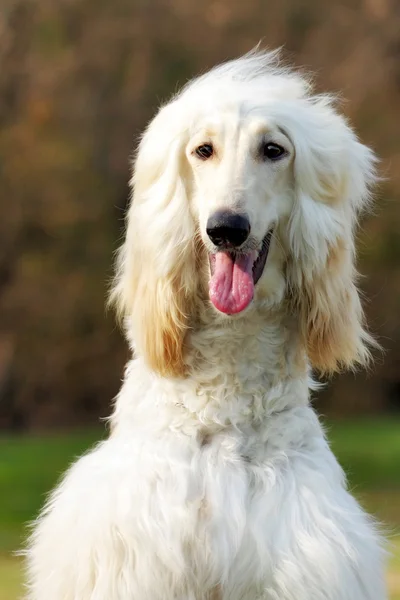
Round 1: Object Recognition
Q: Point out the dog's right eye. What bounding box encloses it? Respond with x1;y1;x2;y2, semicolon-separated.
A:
262;142;286;161
195;144;214;160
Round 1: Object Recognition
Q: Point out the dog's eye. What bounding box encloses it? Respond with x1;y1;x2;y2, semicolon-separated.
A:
262;143;286;161
195;144;214;160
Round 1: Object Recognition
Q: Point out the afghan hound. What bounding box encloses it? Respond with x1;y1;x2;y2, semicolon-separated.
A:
25;50;387;600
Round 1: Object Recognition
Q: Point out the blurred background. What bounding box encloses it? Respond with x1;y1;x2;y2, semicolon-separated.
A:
0;0;399;598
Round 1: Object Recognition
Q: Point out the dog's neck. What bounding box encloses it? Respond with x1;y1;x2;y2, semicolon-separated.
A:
112;308;312;435
189;308;306;379
182;308;310;423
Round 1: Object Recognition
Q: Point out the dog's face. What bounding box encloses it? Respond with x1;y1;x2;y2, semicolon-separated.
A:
186;112;294;315
111;51;377;377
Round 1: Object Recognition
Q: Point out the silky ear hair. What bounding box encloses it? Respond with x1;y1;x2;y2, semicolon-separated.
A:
110;103;197;377
291;235;375;375
287;97;378;374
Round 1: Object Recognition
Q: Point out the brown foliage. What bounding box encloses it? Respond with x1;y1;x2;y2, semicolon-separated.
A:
0;0;399;429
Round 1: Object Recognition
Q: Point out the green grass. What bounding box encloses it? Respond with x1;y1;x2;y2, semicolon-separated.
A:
326;418;400;489
0;418;399;599
325;417;400;530
388;538;400;600
0;557;21;600
0;428;103;553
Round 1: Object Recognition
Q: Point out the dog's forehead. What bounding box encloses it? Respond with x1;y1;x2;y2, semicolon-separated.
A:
190;107;281;141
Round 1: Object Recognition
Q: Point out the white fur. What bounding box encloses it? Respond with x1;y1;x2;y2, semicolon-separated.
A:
24;50;387;600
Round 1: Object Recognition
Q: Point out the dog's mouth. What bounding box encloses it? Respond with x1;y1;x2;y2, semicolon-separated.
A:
208;230;273;315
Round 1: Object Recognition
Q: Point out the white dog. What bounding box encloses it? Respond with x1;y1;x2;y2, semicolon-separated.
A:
25;50;387;600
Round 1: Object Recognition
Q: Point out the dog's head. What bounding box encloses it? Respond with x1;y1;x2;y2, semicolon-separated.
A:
111;50;378;378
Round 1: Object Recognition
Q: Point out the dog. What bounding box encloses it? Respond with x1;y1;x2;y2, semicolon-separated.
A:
25;50;387;600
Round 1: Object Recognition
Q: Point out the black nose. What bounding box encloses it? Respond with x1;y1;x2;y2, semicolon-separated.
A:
206;211;250;248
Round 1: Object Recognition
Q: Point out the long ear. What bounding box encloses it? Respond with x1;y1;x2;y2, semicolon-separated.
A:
110;102;197;377
286;97;378;374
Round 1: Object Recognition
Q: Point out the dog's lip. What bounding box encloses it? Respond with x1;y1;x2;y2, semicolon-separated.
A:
252;229;273;284
208;229;273;285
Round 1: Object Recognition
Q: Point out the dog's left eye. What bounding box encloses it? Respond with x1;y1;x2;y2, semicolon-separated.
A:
262;143;286;161
195;144;214;160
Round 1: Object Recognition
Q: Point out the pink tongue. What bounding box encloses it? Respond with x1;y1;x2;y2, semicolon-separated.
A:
209;252;255;314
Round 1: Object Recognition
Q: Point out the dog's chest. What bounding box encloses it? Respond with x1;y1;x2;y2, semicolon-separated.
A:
160;430;277;589
112;415;378;599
